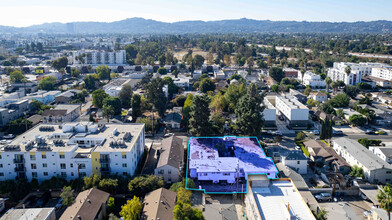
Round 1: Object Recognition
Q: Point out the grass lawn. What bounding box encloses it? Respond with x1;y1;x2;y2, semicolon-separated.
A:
296;140;310;157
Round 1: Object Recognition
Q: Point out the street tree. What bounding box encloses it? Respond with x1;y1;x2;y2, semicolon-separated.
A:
189;94;212;136
118;84;133;108
92;89;109;108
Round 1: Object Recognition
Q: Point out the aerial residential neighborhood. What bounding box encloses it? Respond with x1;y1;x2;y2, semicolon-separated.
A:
0;1;391;220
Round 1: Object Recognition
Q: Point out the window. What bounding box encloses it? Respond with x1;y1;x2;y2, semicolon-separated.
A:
79;164;86;169
70;164;73;168
43;172;48;176
0;164;3;168
42;154;46;159
32;172;37;178
30;155;36;160
123;172;127;176
60;163;66;169
43;163;47;168
223;173;230;176
60;154;65;159
0;172;3;176
297;161;300;164
71;172;74;176
31;164;37;169
387;171;392;174
158;170;164;174
61;172;67;177
122;163;127;167
122;154;127;159
168;170;171;174
80;172;87;177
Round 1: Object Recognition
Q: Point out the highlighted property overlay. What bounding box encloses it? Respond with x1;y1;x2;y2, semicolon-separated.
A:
186;136;278;194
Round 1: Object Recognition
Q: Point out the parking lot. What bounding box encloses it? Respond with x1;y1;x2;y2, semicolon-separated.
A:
318;196;372;220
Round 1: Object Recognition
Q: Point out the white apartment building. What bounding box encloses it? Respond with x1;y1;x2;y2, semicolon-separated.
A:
275;95;309;128
301;71;326;88
308;92;328;103
262;97;276;127
369;147;392;164
327;62;388;86
72;50;126;65
332;138;392;184
0;122;145;182
372;66;392;81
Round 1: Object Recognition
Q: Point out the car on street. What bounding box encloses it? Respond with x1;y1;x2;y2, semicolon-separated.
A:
365;129;375;134
315;193;332;202
363;210;372;218
333;130;343;135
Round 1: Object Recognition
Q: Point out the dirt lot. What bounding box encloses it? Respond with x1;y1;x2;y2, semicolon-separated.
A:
173;48;213;60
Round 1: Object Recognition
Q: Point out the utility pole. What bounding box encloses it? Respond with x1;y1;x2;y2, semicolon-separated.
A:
331;161;339;200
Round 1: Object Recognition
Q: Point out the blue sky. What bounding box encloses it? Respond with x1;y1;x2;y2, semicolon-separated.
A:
1;0;391;27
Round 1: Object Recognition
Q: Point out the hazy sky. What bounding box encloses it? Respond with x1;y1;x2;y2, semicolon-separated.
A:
1;0;391;27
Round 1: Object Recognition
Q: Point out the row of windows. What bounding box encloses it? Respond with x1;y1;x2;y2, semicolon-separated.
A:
0;163;87;170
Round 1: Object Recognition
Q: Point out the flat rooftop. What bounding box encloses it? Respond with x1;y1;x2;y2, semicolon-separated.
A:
252;180;315;220
277;95;308;109
0;208;54;220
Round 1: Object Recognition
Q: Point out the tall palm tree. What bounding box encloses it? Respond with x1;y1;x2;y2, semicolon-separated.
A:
377;184;392;220
331;81;338;95
325;76;332;98
345;66;351;88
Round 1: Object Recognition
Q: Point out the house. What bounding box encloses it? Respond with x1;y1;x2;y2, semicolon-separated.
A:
26;90;61;104
154;136;184;183
0;208;55;220
304;140;350;174
193;70;202;80
55;89;81;104
289;88;307;104
300;71;326;88
141;188;177;220
60;188;110;220
214;70;226;80
308;92;328;103
163;112;182;129
282;151;308;174
314;110;344;126
42;104;81;123
283;68;299;78
332;138;392;184
103;78;141;97
369;147;392;164
0;99;30;127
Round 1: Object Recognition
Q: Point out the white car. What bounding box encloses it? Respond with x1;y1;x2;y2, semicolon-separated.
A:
313;130;320;135
315;193;332;202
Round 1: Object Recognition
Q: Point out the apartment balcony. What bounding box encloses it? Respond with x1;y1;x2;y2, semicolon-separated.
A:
100;167;110;173
100;158;110;163
14;167;26;172
13;158;25;164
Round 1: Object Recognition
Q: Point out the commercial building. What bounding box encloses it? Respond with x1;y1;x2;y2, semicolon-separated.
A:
245;176;315;220
141;188;176;220
154;136;184;184
327;62;388;86
0;208;55;220
300;71;326;88
0;122;145;182
369;147;392;164
275;95;309;128
60;188;109;220
72;50;126;65
332;138;392;184
42;104;81;123
187;136;278;193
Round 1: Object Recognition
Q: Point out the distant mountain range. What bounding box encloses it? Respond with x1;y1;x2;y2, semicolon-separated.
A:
1;18;392;34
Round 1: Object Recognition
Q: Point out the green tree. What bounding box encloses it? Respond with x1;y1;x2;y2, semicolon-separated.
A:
103;106;115;122
349;114;367;127
313;208;328;220
320;117;333;140
177;187;192;204
71;68;81;78
270;84;279;93
98;178;118;194
60;186;74;206
304;86;312;96
146;78;167;117
9;70;26;83
325;76;332;96
235;84;264;136
211;112;226;135
120;196;141;220
118;84;133;108
52;57;68;71
330;94;350;107
136;117;158;134
350;165;364;178
193;55;205;69
157;67;168;75
296;132;306;141
307;99;320;107
336;109;344;118
83;174;101;189
377;184;392;220
331;81;339;95
131;94;142;122
224;83;246;113
210;93;228;113
124;44;138;59
158;54;166;67
345;85;360;98
269;67;284;82
107;197;115;215
199;78;216;93
182;94;194;130
128;175;164;197
189;94;212;136
83;74;100;90
38;76;57;90
92;89;109;108
8;118;33;134
96;65;111;80
103;97;122;115
174;203;204;220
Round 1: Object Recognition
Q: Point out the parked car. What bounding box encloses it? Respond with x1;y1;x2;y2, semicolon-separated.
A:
315;193;332;202
3;134;15;139
313;130;320;135
363;210;372;218
333;130;343;135
365;129;375;134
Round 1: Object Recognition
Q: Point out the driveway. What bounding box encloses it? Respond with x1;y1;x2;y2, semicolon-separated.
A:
318;196;371;220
